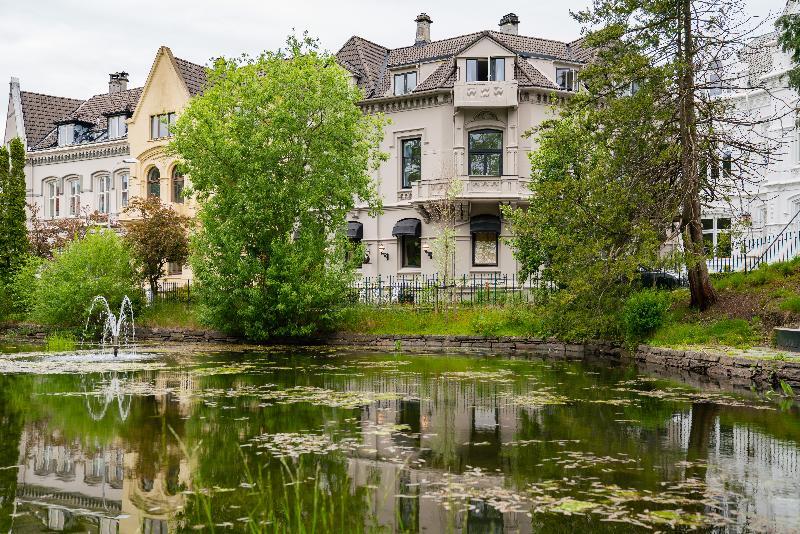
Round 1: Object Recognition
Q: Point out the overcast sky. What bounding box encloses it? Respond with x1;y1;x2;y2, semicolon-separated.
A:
1;0;789;133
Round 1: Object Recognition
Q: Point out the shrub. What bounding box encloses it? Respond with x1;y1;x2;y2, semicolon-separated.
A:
45;332;76;352
30;230;141;326
7;255;42;317
621;290;671;342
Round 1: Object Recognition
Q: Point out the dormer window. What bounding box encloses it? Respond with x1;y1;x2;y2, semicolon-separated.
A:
107;114;128;139
466;58;505;82
556;68;579;91
57;123;87;146
394;72;417;96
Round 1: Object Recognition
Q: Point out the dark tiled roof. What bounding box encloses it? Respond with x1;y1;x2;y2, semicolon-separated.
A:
19;92;84;148
33;87;143;150
336;29;588;99
515;58;558;89
336;36;388;95
174;56;207;96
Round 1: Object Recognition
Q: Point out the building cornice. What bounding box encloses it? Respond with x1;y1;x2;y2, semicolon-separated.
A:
28;140;130;166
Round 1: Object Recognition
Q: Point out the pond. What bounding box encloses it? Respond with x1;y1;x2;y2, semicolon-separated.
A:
0;346;798;533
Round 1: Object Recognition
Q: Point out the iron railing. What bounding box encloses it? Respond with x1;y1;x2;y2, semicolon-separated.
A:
348;273;547;307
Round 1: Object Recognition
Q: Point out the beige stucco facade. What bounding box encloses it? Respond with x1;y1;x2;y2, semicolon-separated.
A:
123;46;201;282
343;30;579;281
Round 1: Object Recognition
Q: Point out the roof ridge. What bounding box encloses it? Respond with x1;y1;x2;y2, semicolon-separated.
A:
173;55;206;68
79;86;144;102
489;30;573;46
19;90;84;102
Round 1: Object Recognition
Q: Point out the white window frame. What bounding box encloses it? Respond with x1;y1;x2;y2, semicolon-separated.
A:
107;115;127;139
394;72;418;96
46;181;60;219
556;67;579;91
68;179;81;217
465;58;506;82
120;172;129;208
150;112;176;139
98;175;111;214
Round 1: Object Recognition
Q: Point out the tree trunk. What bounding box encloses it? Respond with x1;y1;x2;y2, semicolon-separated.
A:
678;0;716;310
149;277;159;300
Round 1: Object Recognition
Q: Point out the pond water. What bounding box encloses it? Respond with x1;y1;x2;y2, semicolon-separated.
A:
0;346;798;533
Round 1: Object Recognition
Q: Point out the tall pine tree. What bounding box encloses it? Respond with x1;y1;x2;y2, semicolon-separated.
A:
0;139;29;281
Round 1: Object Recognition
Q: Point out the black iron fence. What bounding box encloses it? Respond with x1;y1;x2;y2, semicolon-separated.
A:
151;280;192;303
348;273;548;307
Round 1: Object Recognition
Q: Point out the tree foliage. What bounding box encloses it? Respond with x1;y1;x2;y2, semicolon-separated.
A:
123;196;190;296
777;8;800;92
508;0;773;317
0;138;28;281
30;229;140;326
170;35;385;340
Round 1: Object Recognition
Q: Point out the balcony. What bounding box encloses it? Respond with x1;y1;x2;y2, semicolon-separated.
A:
453;80;518;108
409;175;529;203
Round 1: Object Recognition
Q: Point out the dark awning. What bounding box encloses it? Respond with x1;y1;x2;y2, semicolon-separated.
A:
392;218;421;237
470;214;501;234
347;221;363;240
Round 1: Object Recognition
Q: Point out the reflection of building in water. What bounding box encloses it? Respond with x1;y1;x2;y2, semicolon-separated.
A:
330;373;534;532
12;370;197;533
347;457;532;534
659;408;800;528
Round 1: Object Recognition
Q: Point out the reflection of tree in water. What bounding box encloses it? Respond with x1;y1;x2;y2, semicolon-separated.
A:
81;372;133;422
0;376;25;531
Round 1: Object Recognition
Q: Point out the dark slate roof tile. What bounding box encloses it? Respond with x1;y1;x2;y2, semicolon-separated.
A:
19;92;84;148
174;56;207;96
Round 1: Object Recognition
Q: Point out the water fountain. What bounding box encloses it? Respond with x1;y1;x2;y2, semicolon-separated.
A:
82;296;136;357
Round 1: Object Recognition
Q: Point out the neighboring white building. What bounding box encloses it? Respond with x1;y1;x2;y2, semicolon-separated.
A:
336;13;589;281
704;0;800;269
4;73;142;225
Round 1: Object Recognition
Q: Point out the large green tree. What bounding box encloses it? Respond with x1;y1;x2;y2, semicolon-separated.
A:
0;139;29;281
170;35;385;340
509;0;771;313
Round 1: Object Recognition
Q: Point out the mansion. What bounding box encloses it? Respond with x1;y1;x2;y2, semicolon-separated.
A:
337;13;589;278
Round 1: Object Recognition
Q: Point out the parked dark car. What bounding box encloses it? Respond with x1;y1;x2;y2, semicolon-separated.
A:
638;267;680;290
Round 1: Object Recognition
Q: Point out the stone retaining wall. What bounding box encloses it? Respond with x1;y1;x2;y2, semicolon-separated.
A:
3;325;798;388
320;333;800;388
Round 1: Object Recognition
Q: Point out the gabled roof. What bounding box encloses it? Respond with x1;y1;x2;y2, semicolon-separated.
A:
33;87;143;150
336;28;589;100
19;91;84;148
174;56;207;96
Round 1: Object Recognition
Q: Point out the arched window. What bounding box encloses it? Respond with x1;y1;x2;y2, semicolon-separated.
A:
147;167;161;198
68;179;81;216
46;180;60;219
468;130;502;176
172;167;184;204
98;175;110;214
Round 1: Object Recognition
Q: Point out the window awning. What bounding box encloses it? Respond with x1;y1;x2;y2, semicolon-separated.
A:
392;218;421;237
470;214;501;234
347;221;363;241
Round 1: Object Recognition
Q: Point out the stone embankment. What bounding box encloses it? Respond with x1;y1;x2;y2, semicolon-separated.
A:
3;325;799;388
322;333;800;388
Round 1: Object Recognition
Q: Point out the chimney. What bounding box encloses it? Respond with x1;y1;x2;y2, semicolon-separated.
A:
499;13;520;35
415;13;432;45
108;71;129;94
